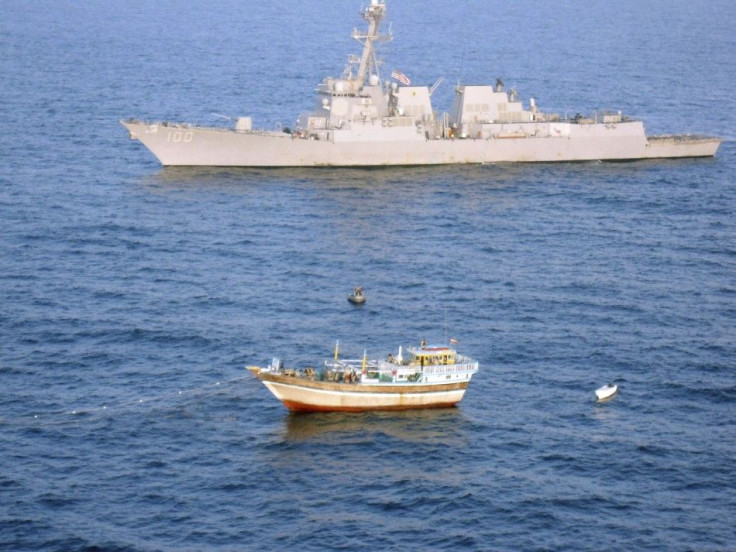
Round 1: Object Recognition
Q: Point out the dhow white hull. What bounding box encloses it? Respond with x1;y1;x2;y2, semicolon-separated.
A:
250;368;469;412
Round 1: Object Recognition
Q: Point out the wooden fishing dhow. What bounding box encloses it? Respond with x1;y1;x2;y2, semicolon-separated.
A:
248;340;479;412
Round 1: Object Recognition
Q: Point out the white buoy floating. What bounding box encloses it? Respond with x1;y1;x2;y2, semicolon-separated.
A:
595;383;618;402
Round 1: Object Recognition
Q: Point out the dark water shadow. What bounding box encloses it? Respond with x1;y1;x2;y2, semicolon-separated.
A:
282;407;470;444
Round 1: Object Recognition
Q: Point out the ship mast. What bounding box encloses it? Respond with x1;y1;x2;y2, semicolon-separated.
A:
351;1;391;89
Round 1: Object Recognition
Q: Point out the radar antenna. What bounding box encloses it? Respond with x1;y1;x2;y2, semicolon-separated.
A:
351;1;392;88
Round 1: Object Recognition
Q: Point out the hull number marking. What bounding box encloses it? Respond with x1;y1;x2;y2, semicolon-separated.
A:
167;131;193;143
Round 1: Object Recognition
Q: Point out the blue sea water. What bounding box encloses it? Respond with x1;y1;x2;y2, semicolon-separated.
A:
1;1;735;550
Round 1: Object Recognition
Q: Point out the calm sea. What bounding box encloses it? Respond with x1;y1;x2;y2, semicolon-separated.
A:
1;1;735;550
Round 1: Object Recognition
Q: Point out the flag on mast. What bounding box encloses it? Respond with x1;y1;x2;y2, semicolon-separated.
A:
391;69;411;86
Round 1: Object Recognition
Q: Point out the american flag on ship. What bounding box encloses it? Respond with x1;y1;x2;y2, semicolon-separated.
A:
391;69;411;86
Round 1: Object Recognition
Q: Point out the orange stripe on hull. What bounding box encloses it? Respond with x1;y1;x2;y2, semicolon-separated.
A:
281;400;460;413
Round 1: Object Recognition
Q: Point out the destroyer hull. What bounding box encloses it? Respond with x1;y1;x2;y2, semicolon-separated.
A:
122;120;720;167
250;369;469;412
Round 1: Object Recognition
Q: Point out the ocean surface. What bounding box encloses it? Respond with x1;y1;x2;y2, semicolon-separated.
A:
1;1;735;550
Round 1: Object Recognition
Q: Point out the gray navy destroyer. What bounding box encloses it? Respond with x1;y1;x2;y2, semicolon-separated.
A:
122;0;721;167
